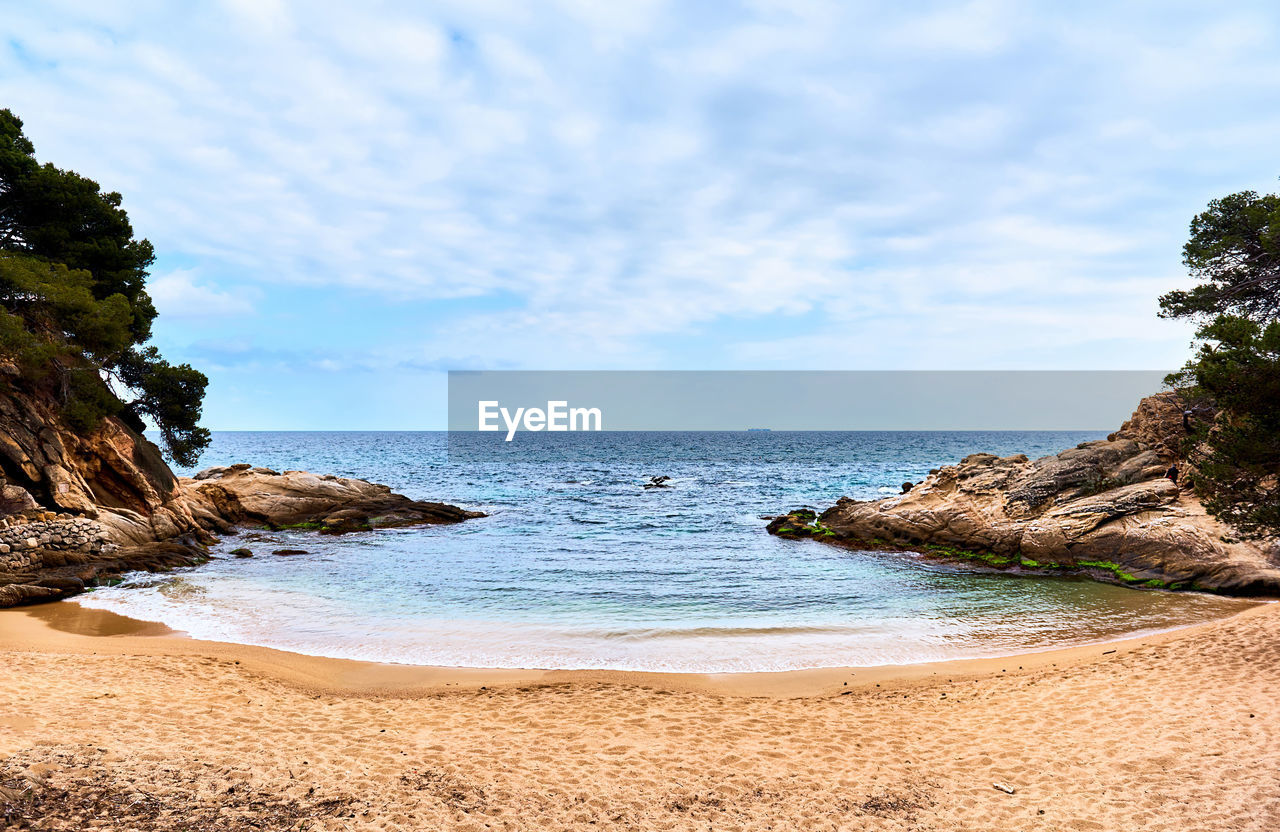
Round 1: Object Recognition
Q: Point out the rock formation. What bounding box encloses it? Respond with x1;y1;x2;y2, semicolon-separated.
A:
768;392;1280;595
182;465;483;533
0;369;203;546
0;373;483;607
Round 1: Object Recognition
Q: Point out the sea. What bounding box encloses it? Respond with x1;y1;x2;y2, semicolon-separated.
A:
72;431;1255;673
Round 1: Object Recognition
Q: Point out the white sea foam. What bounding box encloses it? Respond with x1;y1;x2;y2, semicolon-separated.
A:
71;573;1256;674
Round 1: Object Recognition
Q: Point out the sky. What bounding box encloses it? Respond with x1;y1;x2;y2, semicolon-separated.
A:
2;0;1279;429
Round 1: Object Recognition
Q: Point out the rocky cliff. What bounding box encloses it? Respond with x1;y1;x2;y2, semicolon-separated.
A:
0;372;482;607
0;369;205;546
767;392;1280;595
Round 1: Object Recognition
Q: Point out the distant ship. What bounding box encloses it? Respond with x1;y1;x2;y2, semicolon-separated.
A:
746;427;772;432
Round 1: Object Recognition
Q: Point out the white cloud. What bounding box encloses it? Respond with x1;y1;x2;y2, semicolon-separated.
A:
2;0;1278;390
220;0;292;34
148;270;258;319
885;0;1022;54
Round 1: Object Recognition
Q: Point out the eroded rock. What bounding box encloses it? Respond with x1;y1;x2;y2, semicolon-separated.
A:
768;392;1280;595
182;466;484;533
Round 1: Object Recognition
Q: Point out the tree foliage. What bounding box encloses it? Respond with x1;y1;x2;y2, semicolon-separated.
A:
0;254;134;360
1160;190;1280;323
1169;317;1280;539
116;347;211;467
1165;184;1280;539
0;109;208;465
0;109;157;342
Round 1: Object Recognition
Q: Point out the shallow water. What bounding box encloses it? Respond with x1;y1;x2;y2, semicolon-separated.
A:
74;431;1256;672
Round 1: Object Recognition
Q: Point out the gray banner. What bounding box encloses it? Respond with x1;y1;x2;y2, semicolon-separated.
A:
447;370;1168;434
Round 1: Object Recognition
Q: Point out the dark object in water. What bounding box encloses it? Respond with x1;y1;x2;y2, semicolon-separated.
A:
230;548;253;558
901;482;913;493
272;548;308;556
643;476;672;489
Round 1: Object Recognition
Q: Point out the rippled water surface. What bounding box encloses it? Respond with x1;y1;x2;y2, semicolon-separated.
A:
74;431;1256;671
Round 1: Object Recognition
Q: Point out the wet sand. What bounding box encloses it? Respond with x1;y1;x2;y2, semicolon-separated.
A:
2;600;1279;829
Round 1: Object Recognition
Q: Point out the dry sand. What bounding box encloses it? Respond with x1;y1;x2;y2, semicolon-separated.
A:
2;600;1279;831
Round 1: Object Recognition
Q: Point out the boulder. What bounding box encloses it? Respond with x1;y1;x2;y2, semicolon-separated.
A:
0;482;37;515
182;466;484;533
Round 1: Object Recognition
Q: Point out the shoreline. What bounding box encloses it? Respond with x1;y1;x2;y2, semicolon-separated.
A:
4;597;1273;698
6;578;1280;829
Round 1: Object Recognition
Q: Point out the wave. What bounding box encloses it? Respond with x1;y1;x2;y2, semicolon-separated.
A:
584;624;872;640
72;584;1254;674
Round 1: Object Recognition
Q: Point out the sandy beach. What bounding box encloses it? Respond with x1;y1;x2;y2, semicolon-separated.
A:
1;601;1278;830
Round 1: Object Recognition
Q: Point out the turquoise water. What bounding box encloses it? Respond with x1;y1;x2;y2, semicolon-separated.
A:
74;431;1255;671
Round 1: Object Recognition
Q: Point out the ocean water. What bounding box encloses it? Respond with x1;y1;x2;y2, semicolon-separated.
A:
75;431;1255;672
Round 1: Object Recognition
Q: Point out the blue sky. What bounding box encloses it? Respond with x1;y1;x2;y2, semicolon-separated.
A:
3;1;1279;428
